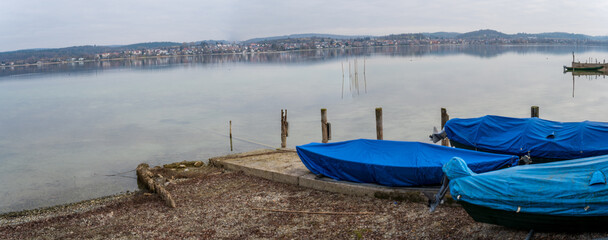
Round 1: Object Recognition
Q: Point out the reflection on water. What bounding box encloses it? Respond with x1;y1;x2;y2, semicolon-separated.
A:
342;58;367;98
2;45;608;213
2;45;607;78
565;70;608;98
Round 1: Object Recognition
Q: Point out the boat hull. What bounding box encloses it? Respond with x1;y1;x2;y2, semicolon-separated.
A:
444;155;608;232
564;66;603;71
460;201;608;232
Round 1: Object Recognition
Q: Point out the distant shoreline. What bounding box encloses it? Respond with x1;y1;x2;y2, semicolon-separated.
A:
0;50;293;69
0;43;591;69
1;46;352;69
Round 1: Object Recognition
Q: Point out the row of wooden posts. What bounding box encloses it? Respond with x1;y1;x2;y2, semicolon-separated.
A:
278;105;541;148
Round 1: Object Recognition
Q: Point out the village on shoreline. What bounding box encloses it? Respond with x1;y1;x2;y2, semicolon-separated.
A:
2;29;607;68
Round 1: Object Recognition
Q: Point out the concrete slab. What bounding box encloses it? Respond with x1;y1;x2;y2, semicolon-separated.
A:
209;149;308;185
209;149;441;203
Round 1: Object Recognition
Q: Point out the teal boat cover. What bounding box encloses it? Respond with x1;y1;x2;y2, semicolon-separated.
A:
296;139;518;187
445;155;608;216
445;115;608;159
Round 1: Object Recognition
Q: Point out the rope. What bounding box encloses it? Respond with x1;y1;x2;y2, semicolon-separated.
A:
201;127;276;149
252;208;374;215
104;169;136;177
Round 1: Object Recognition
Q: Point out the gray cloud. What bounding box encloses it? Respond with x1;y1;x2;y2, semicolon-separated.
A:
1;0;607;52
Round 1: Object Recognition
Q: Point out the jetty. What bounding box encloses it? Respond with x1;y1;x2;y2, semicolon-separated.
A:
208;149;440;202
564;52;608;72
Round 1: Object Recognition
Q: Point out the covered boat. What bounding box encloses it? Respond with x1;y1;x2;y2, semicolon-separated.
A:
296;139;518;187
444;155;608;231
444;115;608;163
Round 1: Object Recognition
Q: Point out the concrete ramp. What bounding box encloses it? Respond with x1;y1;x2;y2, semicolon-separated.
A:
209;149;440;203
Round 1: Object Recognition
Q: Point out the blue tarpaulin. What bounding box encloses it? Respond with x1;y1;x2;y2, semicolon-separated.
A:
445;155;608;216
296;139;518;187
444;115;608;160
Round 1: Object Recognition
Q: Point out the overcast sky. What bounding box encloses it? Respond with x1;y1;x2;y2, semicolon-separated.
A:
1;0;607;52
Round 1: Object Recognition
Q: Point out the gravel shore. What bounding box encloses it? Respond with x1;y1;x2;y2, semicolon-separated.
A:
1;163;607;239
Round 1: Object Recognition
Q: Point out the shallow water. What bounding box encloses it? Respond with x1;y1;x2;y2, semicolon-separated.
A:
1;45;608;213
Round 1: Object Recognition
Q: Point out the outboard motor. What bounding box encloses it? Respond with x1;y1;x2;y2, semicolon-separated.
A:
429;157;477;213
429;126;447;143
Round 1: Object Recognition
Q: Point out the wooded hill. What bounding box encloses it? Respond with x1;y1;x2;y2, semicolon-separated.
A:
2;30;607;63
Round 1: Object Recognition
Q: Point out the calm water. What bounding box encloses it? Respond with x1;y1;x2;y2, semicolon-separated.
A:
2;45;608;213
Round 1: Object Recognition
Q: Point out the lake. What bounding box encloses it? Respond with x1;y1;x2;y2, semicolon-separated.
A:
1;45;608;213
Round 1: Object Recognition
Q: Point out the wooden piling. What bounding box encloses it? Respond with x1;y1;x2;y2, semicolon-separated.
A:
363;57;367;93
531;106;539;118
281;109;288;148
376;107;383;140
355;59;358;94
341;62;345;99
136;163;176;208
229;120;233;151
321;108;329;143
348;60;353;94
441;108;450;146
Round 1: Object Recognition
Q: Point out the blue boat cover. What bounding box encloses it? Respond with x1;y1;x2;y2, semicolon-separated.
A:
296;139;518;187
445;115;608;159
445;155;608;216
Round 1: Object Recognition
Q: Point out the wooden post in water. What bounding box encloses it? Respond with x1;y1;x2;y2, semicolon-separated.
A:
363;57;367;93
348;62;352;92
572;52;575;63
376;107;383;140
321;108;329;143
281;109;288;148
341;62;345;99
531;106;539;118
355;58;359;95
229;120;233;151
441;108;450;146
